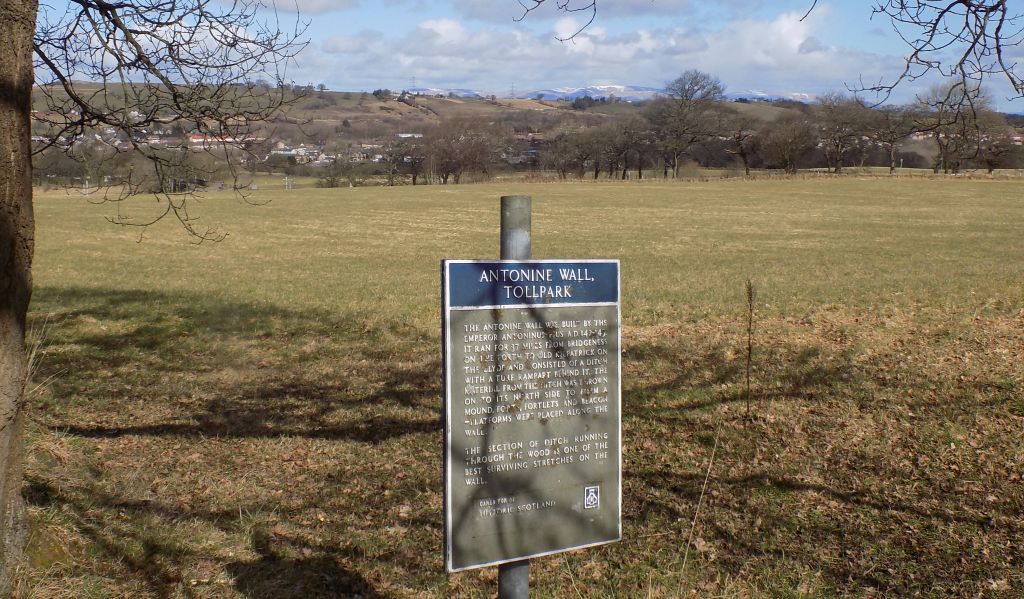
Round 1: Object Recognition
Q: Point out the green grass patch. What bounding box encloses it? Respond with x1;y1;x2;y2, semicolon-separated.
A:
16;178;1024;597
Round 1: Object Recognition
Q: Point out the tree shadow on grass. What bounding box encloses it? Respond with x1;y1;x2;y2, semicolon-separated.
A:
55;407;438;444
27;286;431;596
620;329;1024;595
24;478;392;599
624;332;858;417
31;286;441;443
615;329;1023;594
625;461;1022;594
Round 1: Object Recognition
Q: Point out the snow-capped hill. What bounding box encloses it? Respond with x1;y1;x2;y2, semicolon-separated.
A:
518;85;663;101
408;87;484;99
403;83;817;104
725;90;817;104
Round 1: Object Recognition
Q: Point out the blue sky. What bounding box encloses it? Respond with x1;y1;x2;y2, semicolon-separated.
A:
38;0;1023;110
275;0;991;105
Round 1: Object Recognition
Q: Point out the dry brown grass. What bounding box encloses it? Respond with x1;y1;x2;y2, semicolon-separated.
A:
14;178;1024;597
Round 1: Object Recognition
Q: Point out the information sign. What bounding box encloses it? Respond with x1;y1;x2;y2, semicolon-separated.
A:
442;259;621;572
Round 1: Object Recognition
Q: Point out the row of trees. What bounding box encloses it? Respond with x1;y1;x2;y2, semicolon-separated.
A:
541;72;1023;180
33;74;1023;190
317;119;506;187
34;71;1022;191
318;71;1024;187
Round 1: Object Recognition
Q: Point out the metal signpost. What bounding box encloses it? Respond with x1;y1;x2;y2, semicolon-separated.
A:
442;196;621;596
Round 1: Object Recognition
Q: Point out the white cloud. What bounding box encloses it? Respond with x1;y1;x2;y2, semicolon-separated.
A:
664;29;709;55
287;5;908;103
323;30;383;54
601;0;692;17
271;0;360;16
451;0;693;23
419;19;470;44
449;1;522;22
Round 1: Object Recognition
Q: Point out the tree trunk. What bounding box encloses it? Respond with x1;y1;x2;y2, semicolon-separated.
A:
832;144;844;174
889;144;897;175
0;0;37;592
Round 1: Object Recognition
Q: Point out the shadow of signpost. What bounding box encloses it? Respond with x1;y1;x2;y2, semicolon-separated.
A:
228;529;388;599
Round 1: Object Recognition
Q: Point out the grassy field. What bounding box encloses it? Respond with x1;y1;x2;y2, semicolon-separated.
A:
15;178;1024;597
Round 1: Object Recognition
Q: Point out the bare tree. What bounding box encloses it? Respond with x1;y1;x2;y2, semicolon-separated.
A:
721;109;760;176
425;118;505;184
814;92;869;174
610;116;656;180
973;110;1024;172
865;105;921;174
646;70;725;178
578;124;619;180
758;113;818;174
402;139;429;186
543;131;593;179
918;83;992;173
0;0;303;589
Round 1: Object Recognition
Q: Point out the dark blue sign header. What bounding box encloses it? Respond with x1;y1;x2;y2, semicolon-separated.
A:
445;260;619;308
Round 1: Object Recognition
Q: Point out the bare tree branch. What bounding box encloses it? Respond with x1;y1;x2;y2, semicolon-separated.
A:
861;2;1022;109
522;1;1024;113
33;0;308;241
515;0;597;41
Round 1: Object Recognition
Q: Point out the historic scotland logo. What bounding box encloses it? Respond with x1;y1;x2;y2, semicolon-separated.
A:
584;485;600;509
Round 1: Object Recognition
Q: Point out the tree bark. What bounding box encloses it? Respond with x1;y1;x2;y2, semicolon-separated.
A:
0;0;38;592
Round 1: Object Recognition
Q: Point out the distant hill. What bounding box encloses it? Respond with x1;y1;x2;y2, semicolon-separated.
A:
406;83;826;104
725;90;816;103
410;84;664;102
407;87;485;99
516;85;663;102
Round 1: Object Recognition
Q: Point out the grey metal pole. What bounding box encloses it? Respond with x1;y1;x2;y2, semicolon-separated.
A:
500;195;532;261
498;559;530;599
498;194;530;599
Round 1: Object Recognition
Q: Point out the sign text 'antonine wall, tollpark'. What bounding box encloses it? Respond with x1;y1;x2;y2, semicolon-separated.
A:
442;259;621;572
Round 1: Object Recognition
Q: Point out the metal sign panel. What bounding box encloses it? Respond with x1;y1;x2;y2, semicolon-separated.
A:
442;259;622;572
